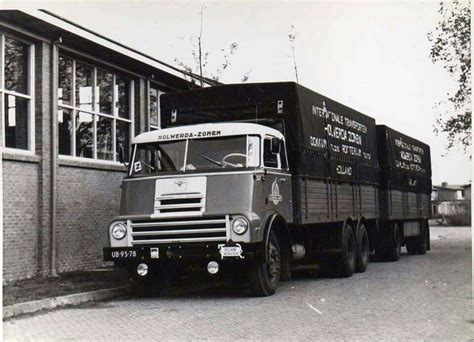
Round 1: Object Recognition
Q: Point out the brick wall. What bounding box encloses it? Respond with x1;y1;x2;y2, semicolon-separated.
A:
56;164;125;272
3;159;40;282
2;17;189;283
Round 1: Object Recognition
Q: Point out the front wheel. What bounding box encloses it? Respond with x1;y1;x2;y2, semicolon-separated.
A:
248;231;281;296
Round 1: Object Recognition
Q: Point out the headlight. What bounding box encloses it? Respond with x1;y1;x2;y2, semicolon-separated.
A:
111;222;127;240
232;217;248;235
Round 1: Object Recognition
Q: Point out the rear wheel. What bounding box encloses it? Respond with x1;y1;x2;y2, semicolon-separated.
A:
333;223;356;277
376;223;401;262
405;221;430;255
249;230;281;296
355;223;369;273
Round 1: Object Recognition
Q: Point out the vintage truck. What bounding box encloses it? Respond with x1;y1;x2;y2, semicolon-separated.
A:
103;82;432;296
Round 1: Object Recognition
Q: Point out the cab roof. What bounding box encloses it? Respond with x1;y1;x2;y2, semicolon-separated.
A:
132;122;284;144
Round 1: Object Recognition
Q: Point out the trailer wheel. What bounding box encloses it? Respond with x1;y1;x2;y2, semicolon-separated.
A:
355;223;369;273
333;223;356;277
416;222;429;255
385;223;402;262
405;238;418;255
248;230;281;296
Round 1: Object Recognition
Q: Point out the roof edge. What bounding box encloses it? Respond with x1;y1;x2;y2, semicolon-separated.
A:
18;9;218;86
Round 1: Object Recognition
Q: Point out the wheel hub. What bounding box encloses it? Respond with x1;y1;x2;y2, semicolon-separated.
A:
267;242;280;281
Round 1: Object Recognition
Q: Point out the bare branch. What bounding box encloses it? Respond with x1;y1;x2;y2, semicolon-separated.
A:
289;25;299;83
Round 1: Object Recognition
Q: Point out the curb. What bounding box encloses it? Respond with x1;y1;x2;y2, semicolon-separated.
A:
3;286;129;320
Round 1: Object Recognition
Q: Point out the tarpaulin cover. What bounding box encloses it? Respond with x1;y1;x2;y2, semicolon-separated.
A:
161;82;380;183
376;125;432;193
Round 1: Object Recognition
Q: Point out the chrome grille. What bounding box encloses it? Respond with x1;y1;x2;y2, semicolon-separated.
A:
153;193;205;217
130;216;229;245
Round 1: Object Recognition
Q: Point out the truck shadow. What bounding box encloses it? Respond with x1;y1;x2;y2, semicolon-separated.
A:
129;267;329;300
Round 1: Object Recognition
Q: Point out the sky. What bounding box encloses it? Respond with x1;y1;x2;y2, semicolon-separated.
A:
14;1;472;185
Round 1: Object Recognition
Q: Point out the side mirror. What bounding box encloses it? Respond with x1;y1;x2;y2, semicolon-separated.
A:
271;138;281;154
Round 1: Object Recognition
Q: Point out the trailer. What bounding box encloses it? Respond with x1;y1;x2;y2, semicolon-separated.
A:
376;125;432;257
104;82;431;296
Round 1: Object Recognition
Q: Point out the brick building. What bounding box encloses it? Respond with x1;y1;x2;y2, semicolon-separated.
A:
0;10;210;282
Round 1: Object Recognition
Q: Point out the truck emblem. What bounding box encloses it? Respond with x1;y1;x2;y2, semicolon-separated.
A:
268;179;283;205
174;179;187;191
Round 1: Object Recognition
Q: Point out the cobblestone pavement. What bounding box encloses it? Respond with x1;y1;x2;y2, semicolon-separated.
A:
4;226;472;341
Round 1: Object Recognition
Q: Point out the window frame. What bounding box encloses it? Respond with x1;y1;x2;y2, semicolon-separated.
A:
128;134;262;177
262;135;289;171
57;52;134;163
148;80;165;131
0;33;35;154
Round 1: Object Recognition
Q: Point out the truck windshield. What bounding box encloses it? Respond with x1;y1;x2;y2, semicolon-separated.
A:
129;135;260;176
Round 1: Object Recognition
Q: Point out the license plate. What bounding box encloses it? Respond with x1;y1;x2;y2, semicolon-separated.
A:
111;250;137;259
218;244;244;259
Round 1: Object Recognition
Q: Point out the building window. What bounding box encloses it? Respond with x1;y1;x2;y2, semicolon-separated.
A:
1;35;34;151
149;83;164;130
57;54;133;162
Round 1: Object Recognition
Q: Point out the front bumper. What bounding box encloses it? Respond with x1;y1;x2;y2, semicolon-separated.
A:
103;241;261;266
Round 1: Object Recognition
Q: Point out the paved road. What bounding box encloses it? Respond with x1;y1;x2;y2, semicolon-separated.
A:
4;226;472;341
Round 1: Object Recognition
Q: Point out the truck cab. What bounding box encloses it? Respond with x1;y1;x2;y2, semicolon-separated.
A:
104;122;292;296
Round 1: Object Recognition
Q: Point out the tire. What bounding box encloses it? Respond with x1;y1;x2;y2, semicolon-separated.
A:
249;230;281;296
406;238;418;255
355;223;369;273
385;223;401;262
280;253;292;282
333;223;356;278
416;223;429;255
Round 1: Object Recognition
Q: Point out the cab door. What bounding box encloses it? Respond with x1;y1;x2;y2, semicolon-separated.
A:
262;136;293;223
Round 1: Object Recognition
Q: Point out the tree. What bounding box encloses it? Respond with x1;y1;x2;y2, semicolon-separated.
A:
174;6;250;87
428;1;471;152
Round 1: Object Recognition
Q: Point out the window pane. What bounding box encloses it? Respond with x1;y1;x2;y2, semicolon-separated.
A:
75;62;94;112
97;69;113;114
76;111;93;158
58;107;73;155
263;139;278;168
116;120;130;161
58;56;73;106
4;37;28;94
247;136;260;167
97;116;113;160
116;76;129;119
4;95;28;149
149;87;159;127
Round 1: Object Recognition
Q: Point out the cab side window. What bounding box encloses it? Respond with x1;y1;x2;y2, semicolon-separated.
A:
263;138;278;168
